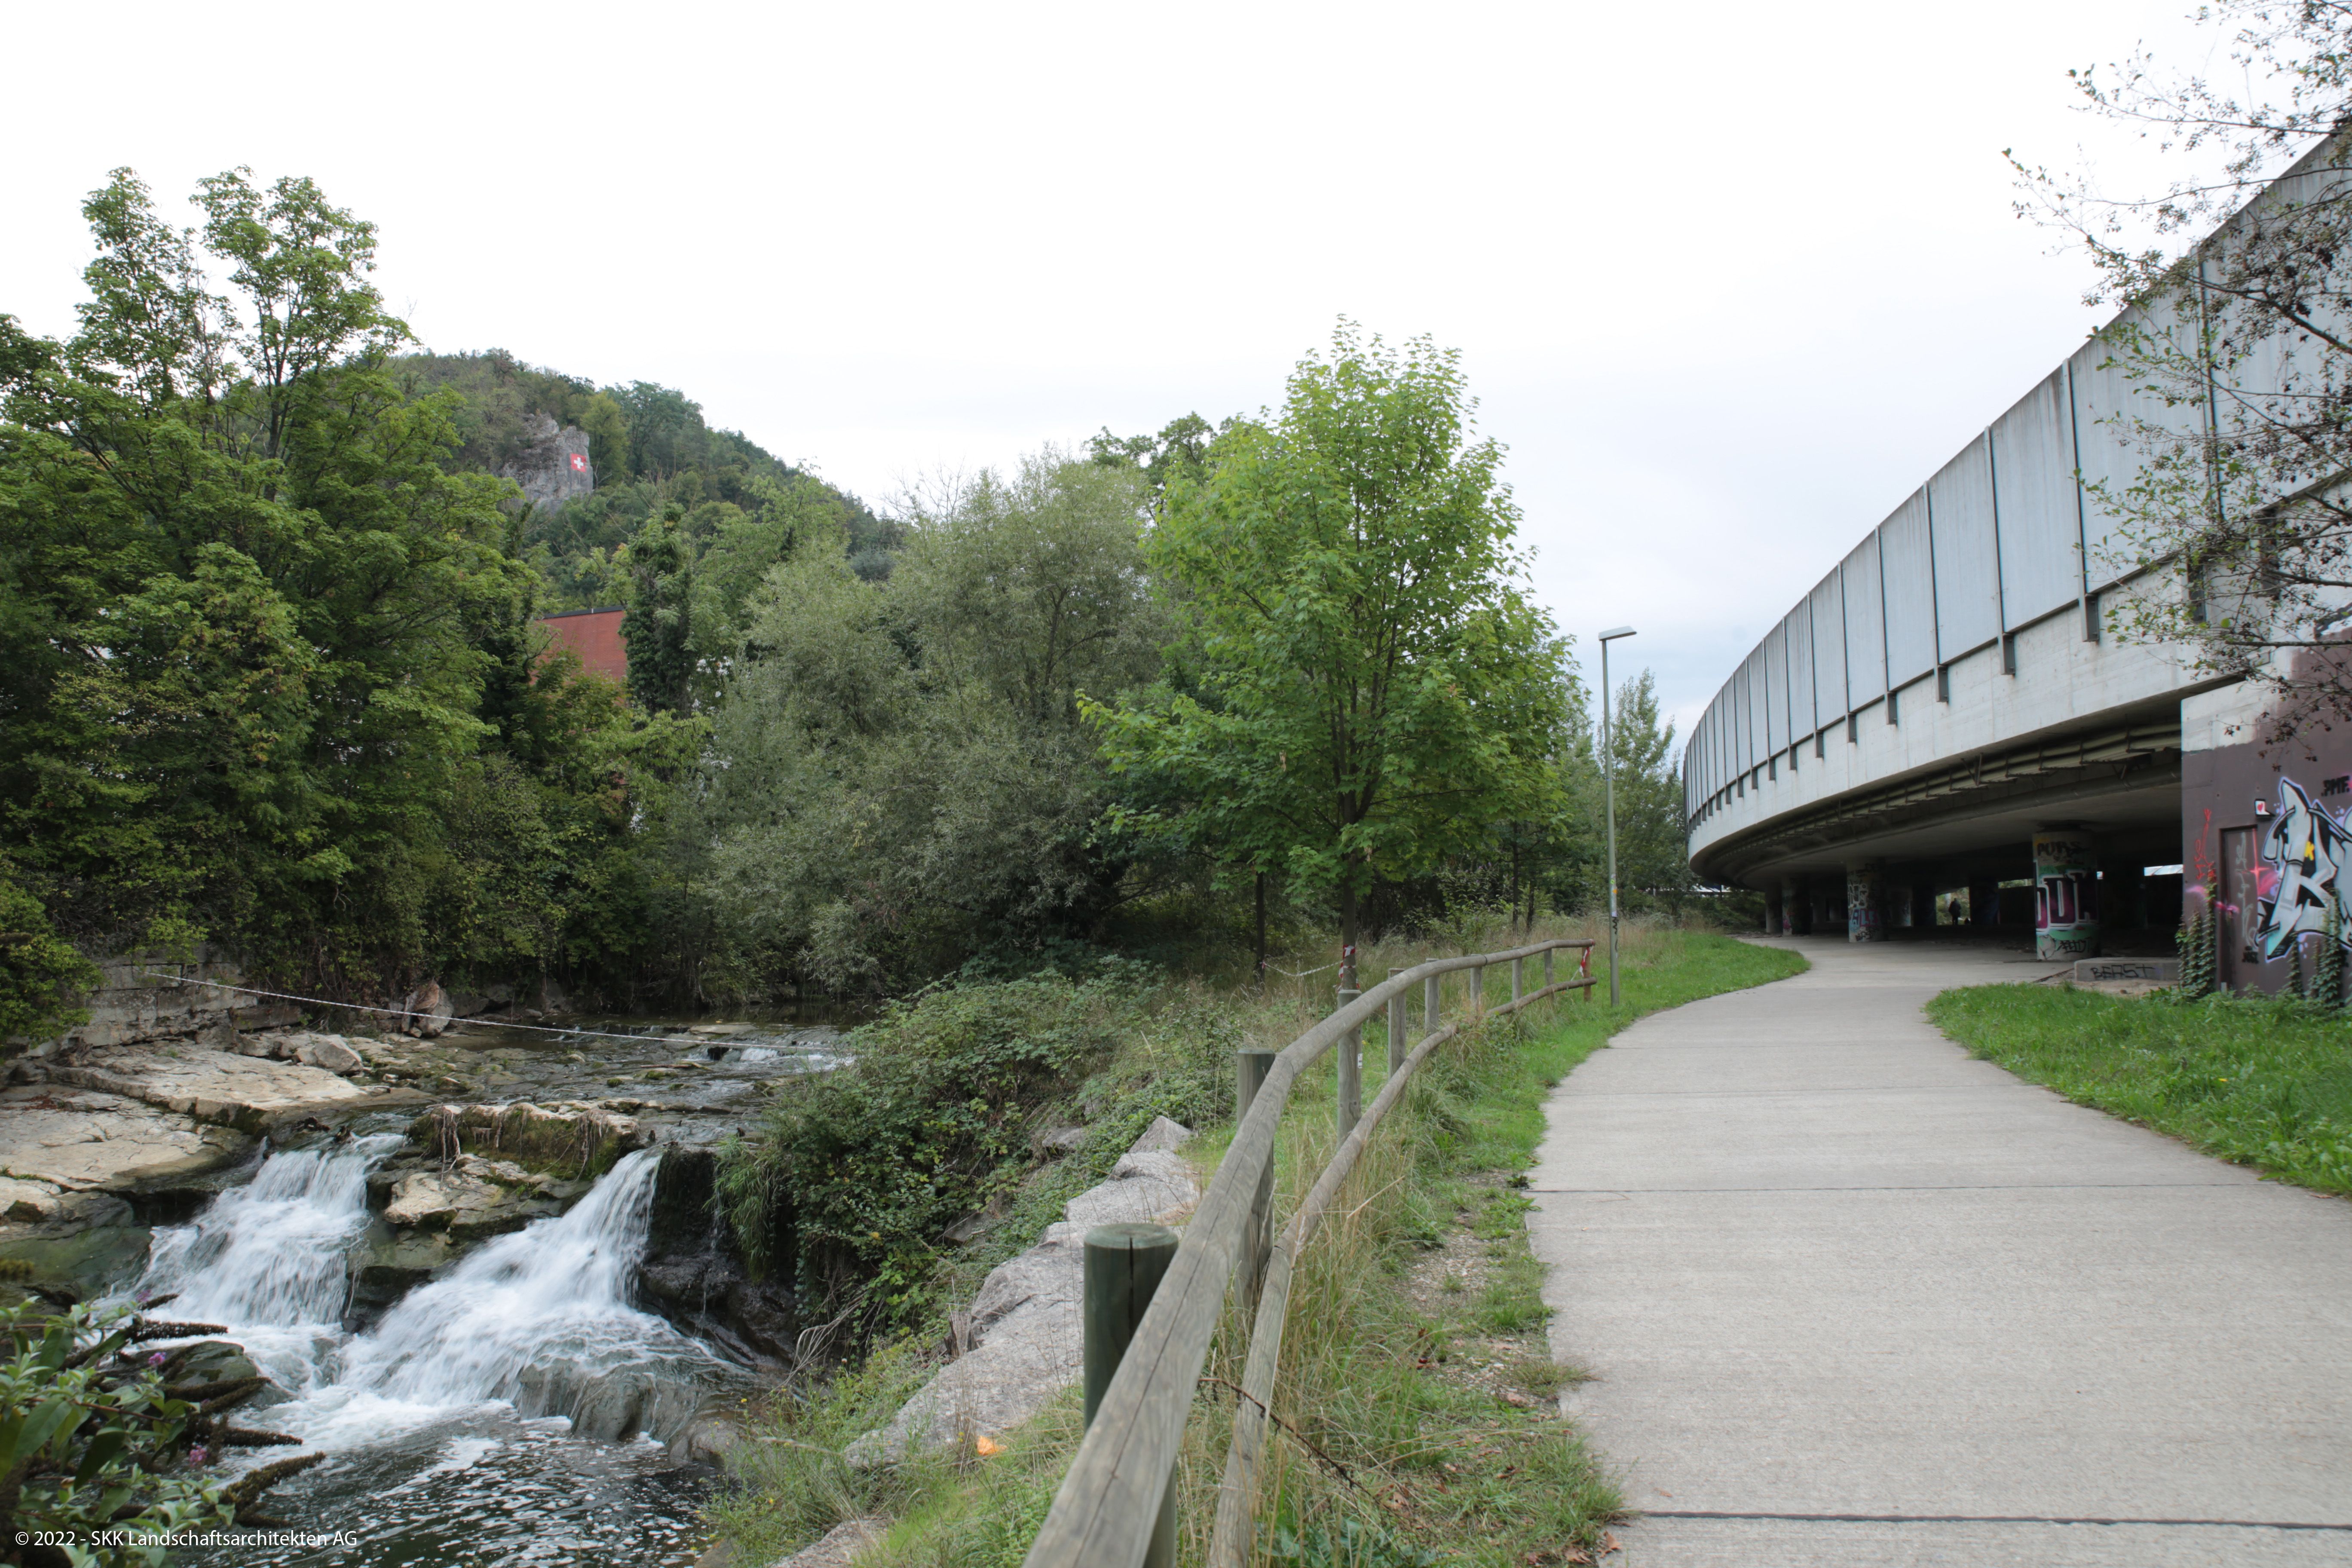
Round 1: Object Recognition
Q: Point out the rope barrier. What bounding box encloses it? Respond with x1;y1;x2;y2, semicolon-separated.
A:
133;971;723;1046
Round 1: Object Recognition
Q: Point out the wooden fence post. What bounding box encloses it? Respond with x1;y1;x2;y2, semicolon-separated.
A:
1235;1048;1276;1306
1387;992;1407;1079
1511;956;1523;1008
1084;1223;1179;1568
1424;973;1441;1038
1334;986;1361;1138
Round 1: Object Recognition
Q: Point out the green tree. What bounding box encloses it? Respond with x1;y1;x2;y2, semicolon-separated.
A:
1596;671;1692;913
1090;324;1571;982
1085;412;1234;507
623;506;695;714
693;452;1162;992
0;168;642;999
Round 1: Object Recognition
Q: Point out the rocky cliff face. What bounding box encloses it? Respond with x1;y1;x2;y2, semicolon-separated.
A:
498;413;595;516
29;948;282;1057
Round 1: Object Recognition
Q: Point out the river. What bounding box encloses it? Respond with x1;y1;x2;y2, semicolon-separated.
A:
115;1014;850;1565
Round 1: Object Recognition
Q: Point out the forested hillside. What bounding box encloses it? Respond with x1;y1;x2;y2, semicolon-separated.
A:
0;169;1694;1037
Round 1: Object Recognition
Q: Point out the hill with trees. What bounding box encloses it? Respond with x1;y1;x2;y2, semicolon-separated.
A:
0;167;1692;1037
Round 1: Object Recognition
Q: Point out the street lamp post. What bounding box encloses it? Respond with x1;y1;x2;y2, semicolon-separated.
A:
1599;625;1637;1006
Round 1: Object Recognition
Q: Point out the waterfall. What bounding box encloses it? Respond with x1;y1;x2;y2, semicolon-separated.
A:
141;1134;404;1325
146;1140;732;1453
282;1148;726;1447
136;1134;405;1394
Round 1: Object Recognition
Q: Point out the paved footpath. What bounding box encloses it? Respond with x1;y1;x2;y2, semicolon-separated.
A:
1527;936;2352;1568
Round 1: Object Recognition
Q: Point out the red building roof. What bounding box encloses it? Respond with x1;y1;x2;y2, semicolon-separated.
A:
536;607;629;690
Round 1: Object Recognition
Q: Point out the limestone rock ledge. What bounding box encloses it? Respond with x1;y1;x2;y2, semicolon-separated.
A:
34;1044;377;1132
0;1085;252;1193
845;1116;1199;1465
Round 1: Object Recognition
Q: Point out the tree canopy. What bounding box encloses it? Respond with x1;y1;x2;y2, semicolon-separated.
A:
1089;324;1573;976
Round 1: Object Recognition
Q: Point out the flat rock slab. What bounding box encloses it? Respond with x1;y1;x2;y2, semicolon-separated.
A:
0;1086;251;1191
44;1045;371;1129
850;1122;1199;1464
1528;937;2352;1568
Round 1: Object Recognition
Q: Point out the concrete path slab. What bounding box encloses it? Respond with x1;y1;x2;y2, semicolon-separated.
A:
1527;937;2352;1567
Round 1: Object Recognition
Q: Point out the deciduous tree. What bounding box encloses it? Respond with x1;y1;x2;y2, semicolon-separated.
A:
1090;324;1570;983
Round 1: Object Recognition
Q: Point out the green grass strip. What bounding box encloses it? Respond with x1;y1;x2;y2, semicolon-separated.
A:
1927;984;2352;1194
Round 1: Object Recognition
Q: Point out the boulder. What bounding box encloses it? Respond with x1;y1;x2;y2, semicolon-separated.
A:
665;1408;741;1467
0;1224;153;1304
37;1045;371;1131
848;1121;1199;1464
380;1159;558;1238
1126;1115;1195;1156
511;1360;705;1442
1036;1126;1089;1155
0;1086;253;1191
770;1519;885;1568
232;1031;366;1075
637;1144;800;1363
344;1223;459;1325
401;981;454;1039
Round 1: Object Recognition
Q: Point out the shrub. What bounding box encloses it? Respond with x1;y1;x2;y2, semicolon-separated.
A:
0;1300;319;1567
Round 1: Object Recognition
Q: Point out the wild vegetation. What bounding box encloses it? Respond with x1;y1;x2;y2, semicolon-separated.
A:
0;1298;321;1568
1927;983;2352;1192
704;923;1806;1568
0;169;1694;1034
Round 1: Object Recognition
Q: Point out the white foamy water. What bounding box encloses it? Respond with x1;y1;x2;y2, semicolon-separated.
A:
136;1134;405;1394
283;1147;722;1448
148;1139;746;1566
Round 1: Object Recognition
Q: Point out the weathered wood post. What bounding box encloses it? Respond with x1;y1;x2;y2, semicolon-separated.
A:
1425;973;1442;1040
1334;986;1362;1137
1235;1048;1276;1306
1469;964;1485;1021
1511;956;1524;1008
1084;1222;1179;1568
1387;991;1407;1079
1544;946;1555;992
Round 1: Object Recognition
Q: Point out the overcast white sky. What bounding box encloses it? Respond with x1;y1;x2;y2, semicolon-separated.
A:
5;0;2226;738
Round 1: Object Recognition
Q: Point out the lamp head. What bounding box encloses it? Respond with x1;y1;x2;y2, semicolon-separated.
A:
1599;625;1637;642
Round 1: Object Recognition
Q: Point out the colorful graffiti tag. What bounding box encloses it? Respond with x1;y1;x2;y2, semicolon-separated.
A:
2031;828;2098;960
2255;778;2352;960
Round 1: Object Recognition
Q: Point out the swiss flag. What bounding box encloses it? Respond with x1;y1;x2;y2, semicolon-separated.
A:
569;452;588;473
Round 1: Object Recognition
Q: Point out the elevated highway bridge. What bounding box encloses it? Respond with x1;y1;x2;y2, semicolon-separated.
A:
1682;142;2346;985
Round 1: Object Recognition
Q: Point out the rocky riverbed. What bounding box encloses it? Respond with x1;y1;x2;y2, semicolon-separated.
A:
0;984;855;1565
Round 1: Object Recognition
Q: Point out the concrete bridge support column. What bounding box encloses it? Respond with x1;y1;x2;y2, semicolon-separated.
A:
2033;826;2100;961
1778;876;1807;934
1969;875;2000;930
1846;862;1886;943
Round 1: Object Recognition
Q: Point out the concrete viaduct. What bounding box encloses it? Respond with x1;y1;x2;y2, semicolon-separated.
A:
1681;141;2347;984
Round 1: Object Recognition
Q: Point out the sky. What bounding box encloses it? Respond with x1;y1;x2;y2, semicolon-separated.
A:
4;0;2230;739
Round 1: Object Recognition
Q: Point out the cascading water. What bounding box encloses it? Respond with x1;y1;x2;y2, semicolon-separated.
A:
149;1139;745;1566
136;1133;406;1395
293;1149;723;1448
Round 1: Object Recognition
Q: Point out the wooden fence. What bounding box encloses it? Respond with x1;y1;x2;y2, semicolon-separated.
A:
1022;937;1599;1568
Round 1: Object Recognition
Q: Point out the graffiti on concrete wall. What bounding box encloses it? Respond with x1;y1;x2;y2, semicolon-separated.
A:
2031;828;2098;960
2255;778;2352;960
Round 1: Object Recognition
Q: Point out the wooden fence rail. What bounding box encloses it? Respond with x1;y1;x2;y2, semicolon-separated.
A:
1022;937;1599;1568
